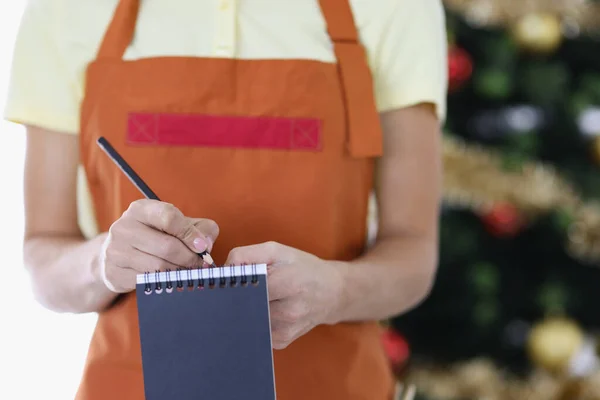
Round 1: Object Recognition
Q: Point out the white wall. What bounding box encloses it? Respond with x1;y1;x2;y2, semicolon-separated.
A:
0;3;97;399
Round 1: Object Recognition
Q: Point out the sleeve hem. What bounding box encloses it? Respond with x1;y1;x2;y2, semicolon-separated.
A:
3;107;79;135
376;88;447;123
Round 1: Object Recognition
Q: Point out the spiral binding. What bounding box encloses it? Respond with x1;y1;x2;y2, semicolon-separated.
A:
140;264;264;295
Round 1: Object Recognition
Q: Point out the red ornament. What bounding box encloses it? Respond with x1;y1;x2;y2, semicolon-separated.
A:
381;328;410;368
482;202;523;237
448;45;473;93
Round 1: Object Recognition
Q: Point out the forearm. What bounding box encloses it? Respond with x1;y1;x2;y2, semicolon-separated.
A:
331;234;438;323
327;104;442;323
23;233;117;314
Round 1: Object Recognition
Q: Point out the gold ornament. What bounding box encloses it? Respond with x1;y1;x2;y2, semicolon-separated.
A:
527;318;585;373
511;13;563;54
443;0;600;36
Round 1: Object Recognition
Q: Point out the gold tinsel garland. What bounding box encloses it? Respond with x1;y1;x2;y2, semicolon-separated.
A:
443;0;600;35
405;359;600;400
442;134;600;264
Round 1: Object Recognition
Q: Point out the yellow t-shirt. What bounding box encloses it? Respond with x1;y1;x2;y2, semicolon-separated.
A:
4;0;448;237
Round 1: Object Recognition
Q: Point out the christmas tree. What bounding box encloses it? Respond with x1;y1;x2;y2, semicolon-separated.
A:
387;1;600;398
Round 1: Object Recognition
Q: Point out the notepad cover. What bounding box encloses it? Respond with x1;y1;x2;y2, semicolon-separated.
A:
135;265;276;400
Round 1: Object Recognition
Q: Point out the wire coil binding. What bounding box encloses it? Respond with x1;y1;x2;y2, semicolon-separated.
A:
142;264;261;295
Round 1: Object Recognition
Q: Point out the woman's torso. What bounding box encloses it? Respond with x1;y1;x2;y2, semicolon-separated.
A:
52;0;386;242
72;0;394;398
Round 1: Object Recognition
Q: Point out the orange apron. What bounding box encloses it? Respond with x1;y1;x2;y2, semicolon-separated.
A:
76;0;394;398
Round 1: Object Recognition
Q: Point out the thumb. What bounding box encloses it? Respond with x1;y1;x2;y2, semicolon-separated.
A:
225;241;293;266
190;218;220;251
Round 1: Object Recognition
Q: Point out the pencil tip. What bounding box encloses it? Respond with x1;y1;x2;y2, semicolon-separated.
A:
203;253;216;267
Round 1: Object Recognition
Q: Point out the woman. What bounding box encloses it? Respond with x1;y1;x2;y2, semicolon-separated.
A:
5;0;447;398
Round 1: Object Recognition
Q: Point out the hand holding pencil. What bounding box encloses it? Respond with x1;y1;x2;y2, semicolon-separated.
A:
95;137;219;293
99;199;219;293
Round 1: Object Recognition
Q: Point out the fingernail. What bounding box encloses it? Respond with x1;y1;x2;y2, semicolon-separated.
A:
193;238;207;251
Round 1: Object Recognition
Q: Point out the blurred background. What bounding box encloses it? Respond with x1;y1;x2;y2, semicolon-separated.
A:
3;0;600;399
384;0;600;399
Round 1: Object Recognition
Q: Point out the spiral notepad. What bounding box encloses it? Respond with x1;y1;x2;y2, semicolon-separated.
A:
135;264;276;400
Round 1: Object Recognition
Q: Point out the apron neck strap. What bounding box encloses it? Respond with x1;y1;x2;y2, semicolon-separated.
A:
317;0;359;43
318;0;383;158
96;0;140;60
97;0;359;59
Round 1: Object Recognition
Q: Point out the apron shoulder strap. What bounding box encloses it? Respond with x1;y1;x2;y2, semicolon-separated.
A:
96;0;140;60
318;0;384;158
317;0;359;43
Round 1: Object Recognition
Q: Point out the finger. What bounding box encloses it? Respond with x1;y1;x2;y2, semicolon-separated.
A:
266;271;297;301
106;240;185;274
126;200;218;253
125;248;184;274
190;218;220;250
269;309;312;350
105;249;188;293
225;241;294;266
269;299;309;323
284;323;313;348
270;319;296;350
102;264;138;293
125;221;203;268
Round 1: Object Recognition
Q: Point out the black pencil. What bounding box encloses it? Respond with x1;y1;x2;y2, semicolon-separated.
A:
96;136;216;267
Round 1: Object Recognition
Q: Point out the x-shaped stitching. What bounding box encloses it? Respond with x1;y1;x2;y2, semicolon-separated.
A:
291;120;320;149
130;114;156;142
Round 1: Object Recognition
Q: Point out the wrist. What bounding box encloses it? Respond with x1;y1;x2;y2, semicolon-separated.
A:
323;260;352;325
90;233;112;291
89;233;121;310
